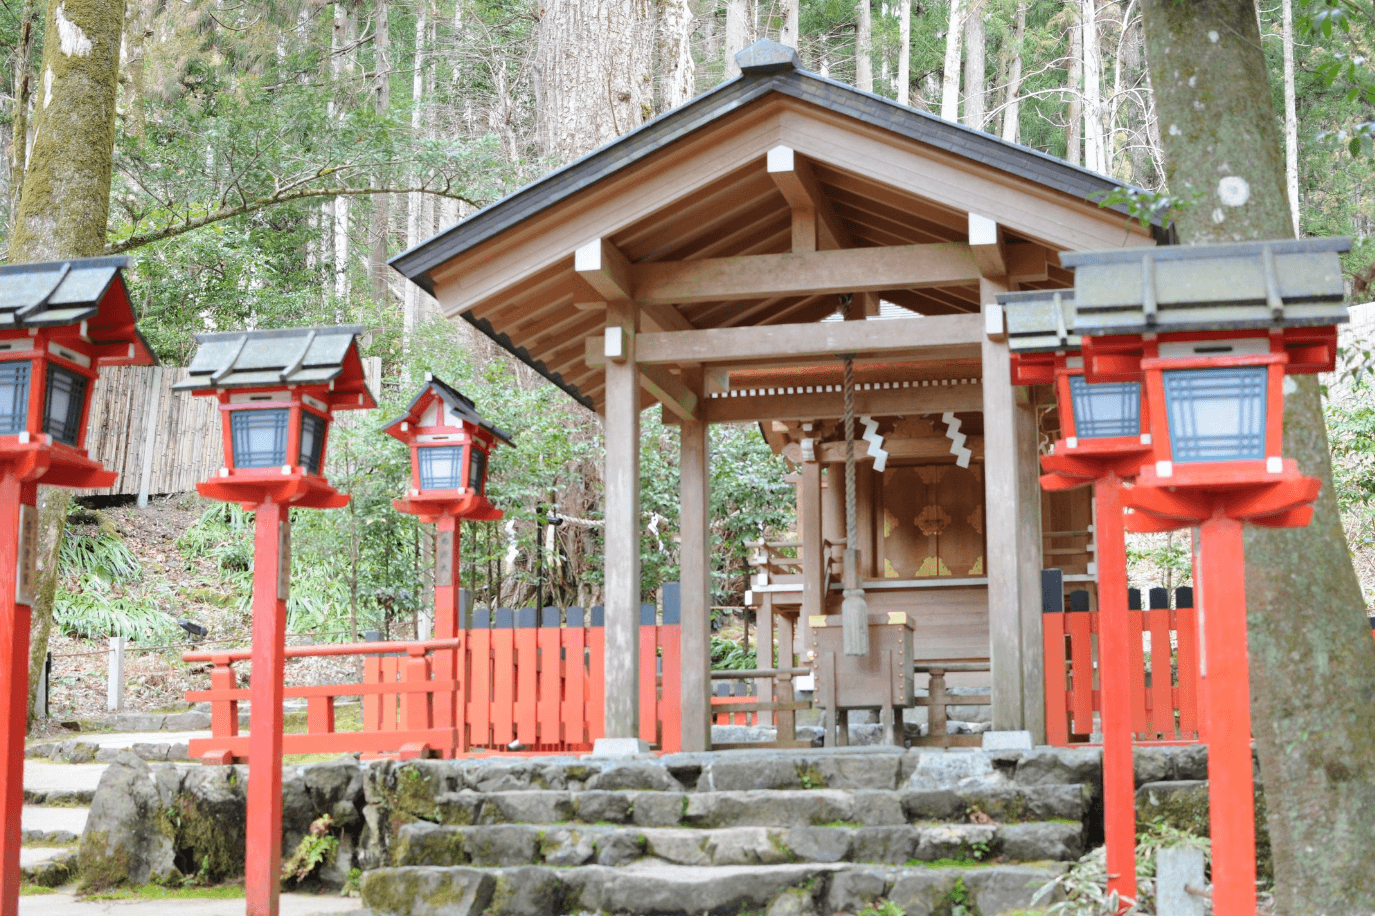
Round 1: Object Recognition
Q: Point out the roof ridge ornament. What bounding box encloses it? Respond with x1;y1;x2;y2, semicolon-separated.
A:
735;40;801;74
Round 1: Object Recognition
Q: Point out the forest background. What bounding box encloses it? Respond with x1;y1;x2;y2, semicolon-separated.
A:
2;0;1374;648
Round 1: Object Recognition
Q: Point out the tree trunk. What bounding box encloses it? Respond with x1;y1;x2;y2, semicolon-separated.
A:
659;0;695;111
724;0;748;78
9;0;123;723
1066;2;1082;166
1081;0;1103;172
896;0;911;105
8;0;39;227
370;0;391;309
1140;2;1375;911
1282;0;1300;235
404;2;427;339
1000;1;1025;142
961;1;985;129
781;0;799;50
535;0;652;156
940;0;963;121
856;0;872;93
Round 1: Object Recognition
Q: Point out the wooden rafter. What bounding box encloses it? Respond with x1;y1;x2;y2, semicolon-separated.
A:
767;146;852;253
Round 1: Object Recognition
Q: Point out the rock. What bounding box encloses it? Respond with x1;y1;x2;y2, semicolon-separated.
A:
433;792;484;827
108;713;165;732
361;866;495;916
22;850;77;888
851;827;917;865
165;744;190;762
540;828;597;867
1134;747;1174;786
1015;748;1102;788
630;791;685;827
575;791;632;824
172;765;250;882
964;864;1066;913
643;829;712;867
478;791;573;825
77;751;178;890
702;758;801;791
905;752;1006;790
463;825;538;867
887;868;958;916
489;866;563;916
900;789;966;822
163;711;212;730
567;862;833;915
910;824;997;862
849;791;905;826
593;831;644;866
768;884;821;916
394;824;470;867
957;784;1091;823
1171;745;1209;781
585;764;683;792
784;826;851;863
683;790;852;829
703;827;792;865
1135;780;1211;836
810;754;901;791
997;822;1084;861
65;741;99;764
825;867;889;913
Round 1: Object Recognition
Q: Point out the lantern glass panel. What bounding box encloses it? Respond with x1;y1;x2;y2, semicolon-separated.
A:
1068;376;1141;438
418;445;465;489
0;361;30;436
230;408;290;467
468;448;487;492
43;365;87;446
1162;366;1267;463
299;412;326;475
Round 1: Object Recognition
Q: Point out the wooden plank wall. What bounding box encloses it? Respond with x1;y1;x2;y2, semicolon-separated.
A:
76;357;382;499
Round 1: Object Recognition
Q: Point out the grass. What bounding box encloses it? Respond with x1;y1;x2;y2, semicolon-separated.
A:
19;884;59;895
281;703;365;763
88;884;246;901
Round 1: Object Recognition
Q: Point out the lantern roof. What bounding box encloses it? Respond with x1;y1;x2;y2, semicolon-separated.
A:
0;255;156;366
998;289;1079;353
173;325;376;409
384;374;514;447
1064;237;1351;336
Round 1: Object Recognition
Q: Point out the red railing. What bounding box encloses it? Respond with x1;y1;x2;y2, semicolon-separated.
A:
1043;579;1202;747
184;601;685;762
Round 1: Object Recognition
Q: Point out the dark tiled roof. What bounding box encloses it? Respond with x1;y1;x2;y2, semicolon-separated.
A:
174;326;373;405
391;41;1147;293
385;374;515;446
0;255;129;327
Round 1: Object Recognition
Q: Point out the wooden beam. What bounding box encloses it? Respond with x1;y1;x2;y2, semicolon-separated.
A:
635;312;984;365
813;436;985;463
575;238;633;301
969;214;1006;277
767;145;850;252
673;383;983;424
1006;243;1049;282
576;298;695;333
631;243;981;306
800;460;823;665
641;364;698;421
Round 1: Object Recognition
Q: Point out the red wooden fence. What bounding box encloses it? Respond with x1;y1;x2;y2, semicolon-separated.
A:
185;599;685;762
1043;573;1202;747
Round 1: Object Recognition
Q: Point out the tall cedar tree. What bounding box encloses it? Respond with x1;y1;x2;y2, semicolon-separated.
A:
1140;1;1375;910
10;0;123;720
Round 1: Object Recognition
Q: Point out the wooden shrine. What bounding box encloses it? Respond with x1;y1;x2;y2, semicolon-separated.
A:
389;40;1159;750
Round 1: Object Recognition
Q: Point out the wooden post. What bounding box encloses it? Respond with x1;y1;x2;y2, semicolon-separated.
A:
245;501;288;916
135;367;163;508
1094;477;1136;907
800;460;823;652
107;636;126;712
603;300;642;741
775;610;797;742
0;477;36;916
1197;514;1257;916
981;290;1025;730
755;593;774;727
678;369;711;751
432;519;463;755
1016;392;1046;741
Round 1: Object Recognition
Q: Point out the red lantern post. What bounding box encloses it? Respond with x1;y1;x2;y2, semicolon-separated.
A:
1063;239;1350;916
386;375;512;755
0;257;155;916
1003;291;1151;907
175;326;374;916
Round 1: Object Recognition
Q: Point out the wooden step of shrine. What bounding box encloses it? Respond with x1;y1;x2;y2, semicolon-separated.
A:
355;747;1114;916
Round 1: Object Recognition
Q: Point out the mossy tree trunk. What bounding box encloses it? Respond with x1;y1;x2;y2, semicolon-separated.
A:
1140;2;1375;911
9;0;124;722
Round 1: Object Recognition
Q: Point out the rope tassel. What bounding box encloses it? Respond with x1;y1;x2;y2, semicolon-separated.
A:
840;353;869;657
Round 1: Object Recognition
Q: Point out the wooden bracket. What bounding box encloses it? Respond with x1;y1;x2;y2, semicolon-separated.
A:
767;145;851;252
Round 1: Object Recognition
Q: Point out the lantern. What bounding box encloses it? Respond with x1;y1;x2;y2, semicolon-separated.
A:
175;326;376;508
0;256;155;916
174;325;374;916
385;373;512;523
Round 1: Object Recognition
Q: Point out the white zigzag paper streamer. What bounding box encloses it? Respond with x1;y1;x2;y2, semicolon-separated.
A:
860;416;888;472
942;411;972;468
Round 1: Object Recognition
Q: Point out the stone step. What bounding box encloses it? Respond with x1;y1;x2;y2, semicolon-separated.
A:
409;784;1091;829
393;820;1085;869
360;861;1069;916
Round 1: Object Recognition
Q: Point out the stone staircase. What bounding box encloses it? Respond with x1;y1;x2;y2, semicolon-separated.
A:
357;746;1105;916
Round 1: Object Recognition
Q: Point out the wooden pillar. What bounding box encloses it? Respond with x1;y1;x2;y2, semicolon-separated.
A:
678;368;711;751
800;459;824;649
603;300;641;741
0;477;36;916
1016;387;1046;741
856;462;875;579
755;593;774;727
775;609;797;741
980;284;1026;731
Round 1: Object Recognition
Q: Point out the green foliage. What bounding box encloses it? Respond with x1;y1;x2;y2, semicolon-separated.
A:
1031;821;1211;916
945;876;977;916
858;899;906;916
710;636;758;670
56;508;180;642
281;815;339;888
